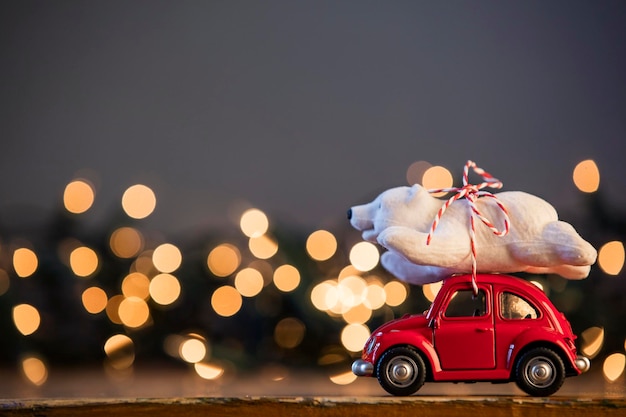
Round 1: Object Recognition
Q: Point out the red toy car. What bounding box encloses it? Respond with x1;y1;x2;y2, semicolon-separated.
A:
352;274;590;396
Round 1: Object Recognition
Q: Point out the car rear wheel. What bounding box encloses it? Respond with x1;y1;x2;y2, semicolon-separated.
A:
376;347;426;396
514;347;565;397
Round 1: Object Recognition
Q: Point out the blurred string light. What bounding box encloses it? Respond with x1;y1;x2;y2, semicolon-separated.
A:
118;296;150;328
274;317;306;349
273;264;300;293
573;159;600;193
406;160;432;185
180;338;207;363
422;281;443;302
349;242;379;272
330;371;358;385
104;334;135;370
341;323;370;352
581;326;604;359
248;235;278;259
211;286;242;317
12;304;41;336
240;208;269;238
194;362;224;380
603;353;626;382
422;165;453;197
69;246;99;277
152;243;182;273
122;184;156;219
598;241;625;276
13;248;38;278
207;244;241;277
306;230;337;261
110;227;144;258
122;272;150;300
63;179;95;214
82;287;108;314
149;273;181;306
21;356;48;386
234;268;264;297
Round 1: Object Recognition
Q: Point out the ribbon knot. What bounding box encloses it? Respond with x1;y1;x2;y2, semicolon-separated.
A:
426;160;510;294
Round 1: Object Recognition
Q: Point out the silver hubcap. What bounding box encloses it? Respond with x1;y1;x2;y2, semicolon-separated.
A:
386;355;418;388
525;356;556;388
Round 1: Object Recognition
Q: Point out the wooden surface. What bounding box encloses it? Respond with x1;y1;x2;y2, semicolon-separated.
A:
2;396;626;417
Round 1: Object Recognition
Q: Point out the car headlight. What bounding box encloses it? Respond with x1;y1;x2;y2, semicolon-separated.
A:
365;336;377;355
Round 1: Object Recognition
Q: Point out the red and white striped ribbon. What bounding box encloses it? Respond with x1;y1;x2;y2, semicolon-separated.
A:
426;160;510;294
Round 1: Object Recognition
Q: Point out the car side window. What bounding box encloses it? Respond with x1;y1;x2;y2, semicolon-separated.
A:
500;292;539;319
444;289;487;318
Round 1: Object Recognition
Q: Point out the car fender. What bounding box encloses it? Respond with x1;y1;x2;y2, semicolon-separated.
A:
375;331;442;375
507;327;577;371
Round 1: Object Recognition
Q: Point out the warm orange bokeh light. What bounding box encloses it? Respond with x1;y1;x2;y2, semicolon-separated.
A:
104;334;135;370
573;159;600;193
152;243;182;273
70;246;99;277
273;264;300;292
82;287;108;314
406;160;432;185
121;272;150;299
384;281;408;307
13;248;38;278
234;268;264;297
13;304;41;336
349;242;379;272
598;241;625;276
118;296;150;328
240;208;269;238
341;323;370;352
248;235;278;259
122;184;156;219
422;165;453;197
211;286;242;317
21;356;48;386
110;227;144;258
64;179;95;214
149;273;181;306
207;244;241;277
274;317;305;349
306;230;337;261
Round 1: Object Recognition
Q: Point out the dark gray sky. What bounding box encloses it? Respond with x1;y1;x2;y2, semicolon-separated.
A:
1;1;625;235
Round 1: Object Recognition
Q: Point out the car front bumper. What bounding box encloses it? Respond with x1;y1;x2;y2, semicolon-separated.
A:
575;355;590;373
352;359;374;377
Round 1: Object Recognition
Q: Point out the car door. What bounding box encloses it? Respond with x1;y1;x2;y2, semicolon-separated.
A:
433;284;496;370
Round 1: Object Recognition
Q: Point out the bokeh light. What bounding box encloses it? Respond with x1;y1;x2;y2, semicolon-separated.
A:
362;281;386;310
423;281;443;302
21;356;48;386
248;235;278;259
573;159;600;193
110;227;144;258
240;208;269;238
234;268;264;297
406;160;432;185
13;304;41;336
152;243;182;273
180;338;207;363
581;326;604;359
13;248;38;278
69;246;99;277
211;286;243;317
330;371;357;385
82;287;108;314
0;269;10;296
341;323;370;352
603;353;626;382
342;304;372;324
310;281;337;312
118;296;150;328
194;362;224;380
105;295;125;325
122;184;156;219
306;230;337;261
63;179;95;214
384;281;408;307
207;244;241;277
149;273;181;306
598;241;625;276
349;242;379;272
122;272;150;300
422;165;453;196
104;334;135;370
274;317;306;349
273;264;300;292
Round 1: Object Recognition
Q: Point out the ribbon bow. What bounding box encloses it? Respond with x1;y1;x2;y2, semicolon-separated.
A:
426;160;510;294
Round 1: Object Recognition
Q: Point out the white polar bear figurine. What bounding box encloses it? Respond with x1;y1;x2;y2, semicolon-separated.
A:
348;184;597;285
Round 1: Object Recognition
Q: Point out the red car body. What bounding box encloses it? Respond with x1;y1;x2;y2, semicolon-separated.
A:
352;274;590;396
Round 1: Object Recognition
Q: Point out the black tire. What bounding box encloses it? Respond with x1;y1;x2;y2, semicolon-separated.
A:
514;347;565;397
376;347;426;396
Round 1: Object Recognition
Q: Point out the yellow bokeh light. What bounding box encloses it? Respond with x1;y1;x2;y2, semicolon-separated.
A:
338;275;367;308
82;287;108;314
110;227;144;258
573;159;600;193
310;281;337;311
330;371;357;386
406;160;432;185
363;282;386;310
207;244;241;277
306;230;337;261
423;281;443;302
180;338;207;363
122;272;150;300
149;273;181;306
338;265;362;279
240;208;269;238
384;281;408;307
598;241;625;276
64;179;95;214
152;243;182;273
422;165;453;197
70;246;99;277
21;356;48;386
118;296;150;328
104;334;135;370
105;295;125;325
581;326;604;359
274;317;305;349
273;264;301;292
122;184;156;219
194;362;224;380
211;286;243;317
342;304;372;324
349;242;379;272
13;304;41;336
603;353;626;382
341;323;370;352
234;268;264;297
13;248;38;278
248;235;278;259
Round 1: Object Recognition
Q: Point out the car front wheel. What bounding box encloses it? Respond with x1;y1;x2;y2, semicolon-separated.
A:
376;347;426;396
514;347;565;397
